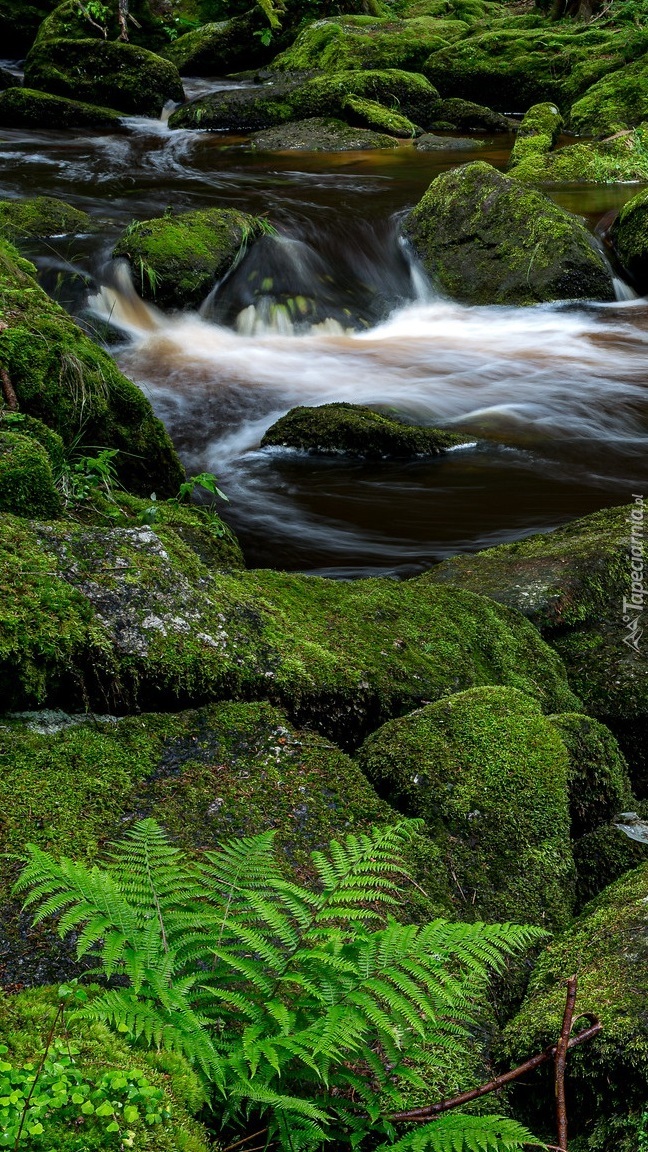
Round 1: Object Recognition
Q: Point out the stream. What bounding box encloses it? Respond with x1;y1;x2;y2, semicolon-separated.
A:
2;71;648;576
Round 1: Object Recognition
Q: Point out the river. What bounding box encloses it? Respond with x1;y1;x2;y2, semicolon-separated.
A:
2;71;647;575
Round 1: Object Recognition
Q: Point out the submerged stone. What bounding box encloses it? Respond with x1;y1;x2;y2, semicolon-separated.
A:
261;402;465;457
0;195;98;240
403;161;615;305
0;87;123;129
249;116;400;150
570;56;648;135
610;186;648;293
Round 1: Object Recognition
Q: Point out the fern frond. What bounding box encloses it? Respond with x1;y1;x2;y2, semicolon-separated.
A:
377;1114;545;1152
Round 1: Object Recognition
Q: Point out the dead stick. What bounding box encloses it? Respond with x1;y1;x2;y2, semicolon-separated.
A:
388;1017;602;1123
555;976;577;1152
0;368;18;411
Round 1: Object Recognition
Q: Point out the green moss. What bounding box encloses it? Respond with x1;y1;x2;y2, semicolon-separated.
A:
0;987;210;1151
167;76;298;131
23;37;184;117
358;685;575;928
572;823;648;909
0;195;97;241
0;86;122;129
249;116;401;151
403;161;614;305
508;101;561;168
113;208;269;309
342;94;418;136
116;491;245;569
164;10;283;73
0;432;62;518
549;712;633;838
423;25;648;112
34;0;170;51
0;412;65;474
510;126;648;186
430;95;516;131
269;14;469;74
0;237;183;496
499;863;648;1142
610;185;648;292
0;512;578;739
570;56;648;135
261;402;465;457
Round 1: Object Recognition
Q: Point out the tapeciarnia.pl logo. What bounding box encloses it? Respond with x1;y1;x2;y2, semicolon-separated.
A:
622;494;645;654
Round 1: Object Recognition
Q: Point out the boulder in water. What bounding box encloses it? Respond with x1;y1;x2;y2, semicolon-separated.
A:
342;95;419;137
113;207;270;309
23;37;184;117
402;161;615;305
569;56;648;135
610;186;648;293
416;132;485;149
508;101;562;168
0;86;123;129
0;195;98;240
261;402;465;457
249;117;400;150
430;96;516;132
510;125;648;186
168;77;298;131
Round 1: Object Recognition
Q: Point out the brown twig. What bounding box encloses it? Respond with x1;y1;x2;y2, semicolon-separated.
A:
555;976;577;1152
387;1014;602;1123
0;368;18;411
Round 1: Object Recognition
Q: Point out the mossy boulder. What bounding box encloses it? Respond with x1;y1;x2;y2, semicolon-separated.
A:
570;56;648;135
342;95;418;137
358;685;575;929
23;37;184;117
431;96;516;132
34;0;171;51
168;76;299;131
0;87;123;130
0;237;183;496
0;432;62;519
508;101;562;168
260;402;465;457
113;208;268;309
0;513;578;741
403;161;614;306
0;413;65;476
249;116;400;150
499;863;648;1147
551;712;633;839
0;195;97;241
421;503;648;790
422;27;648;112
610;186;648;292
269;14;469;75
164;10;284;74
510;125;648;186
416;133;485;149
0;987;211;1150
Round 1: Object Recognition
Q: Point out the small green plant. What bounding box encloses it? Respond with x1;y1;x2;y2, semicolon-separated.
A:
59;448;120;505
77;0;111;37
638;1109;648;1151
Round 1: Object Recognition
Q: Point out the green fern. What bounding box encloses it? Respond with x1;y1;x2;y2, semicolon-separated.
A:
16;819;546;1152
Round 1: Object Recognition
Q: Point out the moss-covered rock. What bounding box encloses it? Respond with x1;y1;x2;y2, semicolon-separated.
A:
168;76;299;131
261;402;465;457
23;37;184;117
0;987;211;1150
510;125;648;186
508;101;562;169
0;513;577;740
0;237;183;497
403;161;614;306
113;207;268;309
342;94;418;136
0;195;97;241
421;503;648;790
570;56;648;135
0;413;65;476
249;116;400;150
0;432;62;519
423;26;648;112
572;822;648;911
550;712;633;839
269;14;469;74
0;87;123;129
610;186;648;292
416;132;485;149
431;96;516;132
34;0;171;52
499;863;648;1146
163;9;271;74
357;685;575;928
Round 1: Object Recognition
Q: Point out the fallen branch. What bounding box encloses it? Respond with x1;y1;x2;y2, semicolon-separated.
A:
0;367;18;411
555;976;577;1151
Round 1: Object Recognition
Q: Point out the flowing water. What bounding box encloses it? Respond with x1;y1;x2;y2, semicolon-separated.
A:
2;72;648;575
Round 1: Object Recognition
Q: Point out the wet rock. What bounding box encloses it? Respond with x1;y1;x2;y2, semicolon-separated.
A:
168;77;298;131
570;56;648;135
249;116;400;151
0;195;98;240
0;67;16;90
416;132;485;149
0;86;123;129
0;236;182;496
23;37;184;117
508;101;562;169
610;186;648;292
510;125;648;186
358;685;576;929
261;402;465;457
423;26;648;112
0;432;61;518
432;96;517;132
402;161;615;305
113;207;269;309
499;862;648;1147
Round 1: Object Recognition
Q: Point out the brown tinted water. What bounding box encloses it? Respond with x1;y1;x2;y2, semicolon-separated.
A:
2;75;647;575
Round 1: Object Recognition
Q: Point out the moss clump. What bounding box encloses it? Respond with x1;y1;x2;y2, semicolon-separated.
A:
0;86;122;129
113;208;268;309
0;412;65;475
570;57;648;135
0;195;97;240
249;116;400;151
0;237;183;496
358;685;575;929
550;712;633;838
423;26;648;112
431;96;516;131
116;491;245;570
0;987;211;1151
499;863;648;1144
23;37;184;117
261;402;465;457
403;161;614;306
269;14;469;75
610;186;648;293
510;125;648;186
508;101;561;168
0;513;578;741
0;432;62;518
342;94;418;136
